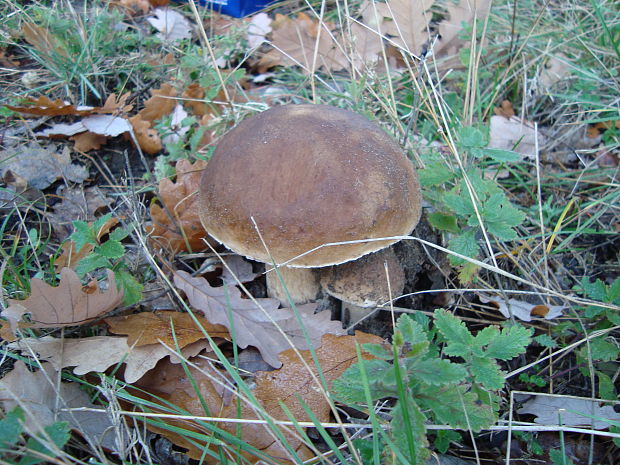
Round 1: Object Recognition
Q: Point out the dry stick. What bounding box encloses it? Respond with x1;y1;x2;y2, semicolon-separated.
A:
69;410;620;439
309;0;327;103
534;122;551;295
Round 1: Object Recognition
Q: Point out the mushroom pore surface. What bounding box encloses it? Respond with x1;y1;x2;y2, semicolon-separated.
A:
199;104;421;267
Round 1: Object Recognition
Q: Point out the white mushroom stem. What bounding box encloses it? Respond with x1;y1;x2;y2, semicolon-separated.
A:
266;266;320;307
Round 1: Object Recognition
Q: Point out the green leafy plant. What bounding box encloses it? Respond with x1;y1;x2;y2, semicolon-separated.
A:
69;213;143;305
0;407;70;465
419;137;526;281
573;277;620;400
333;310;532;464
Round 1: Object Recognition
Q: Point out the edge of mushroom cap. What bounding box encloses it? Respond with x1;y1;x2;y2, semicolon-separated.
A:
199;104;422;268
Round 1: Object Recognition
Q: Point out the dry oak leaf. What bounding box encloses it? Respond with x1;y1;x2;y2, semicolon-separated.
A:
2;268;123;332
148;158;209;253
488;114;544;161
137;83;178;123
71;131;108;152
0;143;88;190
132;331;381;463
22;23;68;59
147;8;193;42
6;95;96;116
7;335;211;383
518;394;620;430
435;0;491;59
105;310;230;347
0;361;122;452
173;270;346;368
259;13;346;72
181;82;208;117
46;185;113;240
128;115;162;154
371;0;434;57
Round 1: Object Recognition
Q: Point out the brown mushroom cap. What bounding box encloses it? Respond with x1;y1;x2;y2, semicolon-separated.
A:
199;104;421;267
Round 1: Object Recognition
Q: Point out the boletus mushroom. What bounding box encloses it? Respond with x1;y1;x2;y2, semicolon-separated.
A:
199;104;421;306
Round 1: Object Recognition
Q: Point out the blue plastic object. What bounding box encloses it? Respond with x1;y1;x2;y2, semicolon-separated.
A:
181;0;272;18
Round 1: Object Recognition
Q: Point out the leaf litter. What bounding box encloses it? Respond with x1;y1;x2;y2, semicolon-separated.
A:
2;268;123;334
174;270;346;368
0;361;123;453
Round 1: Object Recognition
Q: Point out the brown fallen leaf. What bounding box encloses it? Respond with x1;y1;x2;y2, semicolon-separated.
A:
148;158;210;253
494;100;515;118
128;114;162;154
22;23;68;59
435;0;491;60
8;335;212;383
0;170;45;213
133;331;381;463
71;131;108;152
2;268;123;332
219;254;259;286
105;310;230;347
373;0;433;57
138;83;178;123
6;95;95;116
0;361;122;452
259;13;346;73
182;82;208;117
173;270;346;368
0;143;88;189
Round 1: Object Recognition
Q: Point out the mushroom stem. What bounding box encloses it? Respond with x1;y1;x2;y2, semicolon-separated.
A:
266;266;320;307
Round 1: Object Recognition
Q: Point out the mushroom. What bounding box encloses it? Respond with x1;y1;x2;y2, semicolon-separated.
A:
199;104;421;306
319;247;405;325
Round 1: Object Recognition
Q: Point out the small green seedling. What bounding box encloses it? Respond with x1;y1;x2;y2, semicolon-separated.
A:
69;213;143;305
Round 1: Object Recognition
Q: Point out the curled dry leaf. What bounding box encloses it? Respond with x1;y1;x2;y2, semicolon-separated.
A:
247;12;272;49
173;270;346;368
181;82;208;117
132;331;382;463
71;131;108;152
8;334;213;383
0;361;123;452
105;310;230;347
148;158;209;253
138;83;178;123
128;115;162;154
2;268;123;334
479;294;565;322
6;92;130;117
